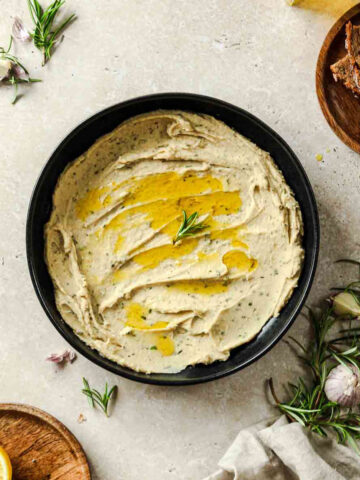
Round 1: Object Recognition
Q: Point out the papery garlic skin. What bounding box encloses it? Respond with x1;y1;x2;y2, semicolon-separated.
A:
0;59;12;81
333;292;360;317
12;17;31;42
12;64;29;81
325;364;360;407
46;349;76;364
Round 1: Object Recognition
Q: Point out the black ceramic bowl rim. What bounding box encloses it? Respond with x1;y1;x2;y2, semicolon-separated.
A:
26;93;319;386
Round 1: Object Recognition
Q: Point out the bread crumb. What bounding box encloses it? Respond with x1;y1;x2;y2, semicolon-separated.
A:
77;413;86;423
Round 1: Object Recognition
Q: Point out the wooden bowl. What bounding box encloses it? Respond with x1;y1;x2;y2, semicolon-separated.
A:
316;3;360;154
0;404;91;480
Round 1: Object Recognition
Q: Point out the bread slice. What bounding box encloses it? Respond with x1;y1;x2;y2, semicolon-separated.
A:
330;21;360;96
346;21;360;67
345;21;360;89
330;55;360;96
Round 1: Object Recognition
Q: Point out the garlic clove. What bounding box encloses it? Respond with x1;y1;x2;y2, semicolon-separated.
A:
12;64;29;81
333;292;360;317
325;364;360;407
46;349;76;364
0;59;12;81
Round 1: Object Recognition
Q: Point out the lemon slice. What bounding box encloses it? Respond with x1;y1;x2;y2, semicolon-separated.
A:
0;447;12;480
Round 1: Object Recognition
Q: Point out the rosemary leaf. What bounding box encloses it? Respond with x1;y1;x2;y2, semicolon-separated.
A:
82;377;117;417
269;259;360;455
27;0;76;65
335;259;360;267
82;377;95;408
174;210;208;243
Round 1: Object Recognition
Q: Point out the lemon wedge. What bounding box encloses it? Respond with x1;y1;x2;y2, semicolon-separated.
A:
0;447;12;480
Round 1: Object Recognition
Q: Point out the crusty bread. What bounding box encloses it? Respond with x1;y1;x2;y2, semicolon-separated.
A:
346;21;360;67
331;55;360;95
330;21;360;96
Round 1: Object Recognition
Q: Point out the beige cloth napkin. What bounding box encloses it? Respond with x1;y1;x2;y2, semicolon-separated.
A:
203;416;360;480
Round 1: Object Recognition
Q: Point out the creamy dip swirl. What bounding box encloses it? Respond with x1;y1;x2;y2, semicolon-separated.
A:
45;111;304;374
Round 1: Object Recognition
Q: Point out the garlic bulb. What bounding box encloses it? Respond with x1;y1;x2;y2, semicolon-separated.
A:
325;364;360;407
333;292;360;317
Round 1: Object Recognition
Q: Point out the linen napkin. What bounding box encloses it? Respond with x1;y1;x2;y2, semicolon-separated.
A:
203;416;360;480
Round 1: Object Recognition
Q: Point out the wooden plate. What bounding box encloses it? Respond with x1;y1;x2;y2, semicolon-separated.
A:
0;404;91;480
316;3;360;154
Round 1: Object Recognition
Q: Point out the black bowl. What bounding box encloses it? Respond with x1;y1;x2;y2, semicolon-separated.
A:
26;93;319;386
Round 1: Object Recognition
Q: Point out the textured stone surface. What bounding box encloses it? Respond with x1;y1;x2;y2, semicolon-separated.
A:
0;1;359;479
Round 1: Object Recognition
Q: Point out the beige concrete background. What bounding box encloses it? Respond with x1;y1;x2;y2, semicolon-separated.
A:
0;1;359;478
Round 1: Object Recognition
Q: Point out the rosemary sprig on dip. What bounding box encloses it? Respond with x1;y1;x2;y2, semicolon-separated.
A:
82;378;117;417
0;36;40;103
174;210;208;243
27;0;76;65
269;259;360;454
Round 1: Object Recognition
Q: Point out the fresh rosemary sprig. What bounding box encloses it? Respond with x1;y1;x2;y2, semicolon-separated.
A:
270;376;360;453
82;377;117;417
269;259;360;454
27;0;76;65
174;210;208;243
0;36;41;104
